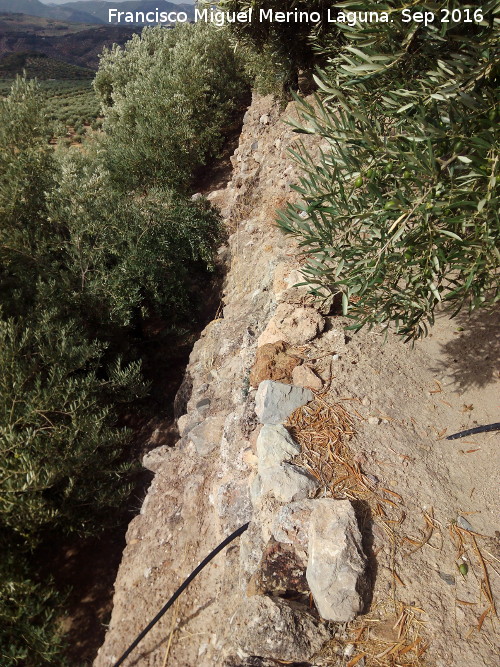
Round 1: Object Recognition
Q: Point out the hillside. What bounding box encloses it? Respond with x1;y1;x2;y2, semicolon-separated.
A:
0;51;94;78
0;0;195;24
0;0;102;23
60;1;195;24
0;14;140;69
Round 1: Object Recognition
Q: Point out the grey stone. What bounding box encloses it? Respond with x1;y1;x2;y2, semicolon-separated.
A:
191;192;204;201
457;516;474;532
177;414;200;438
260;463;319;503
230;596;329;662
260;114;270;125
256;424;300;471
306;499;366;622
196;397;211;414
255;380;313;425
438;571;456;586
188;414;225;456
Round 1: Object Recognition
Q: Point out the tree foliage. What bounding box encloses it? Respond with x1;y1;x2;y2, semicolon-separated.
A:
94;23;248;191
211;0;336;92
277;0;499;339
0;71;223;662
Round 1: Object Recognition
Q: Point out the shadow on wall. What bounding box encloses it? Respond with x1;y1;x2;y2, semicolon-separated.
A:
431;306;500;389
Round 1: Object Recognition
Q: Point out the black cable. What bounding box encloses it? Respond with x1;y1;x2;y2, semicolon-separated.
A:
446;422;500;440
112;522;249;667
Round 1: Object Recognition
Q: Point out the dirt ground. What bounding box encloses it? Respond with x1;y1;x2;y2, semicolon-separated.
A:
303;304;500;666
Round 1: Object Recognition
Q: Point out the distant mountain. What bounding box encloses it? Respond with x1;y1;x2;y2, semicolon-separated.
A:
59;1;195;25
0;13;140;69
41;0;189;4
0;0;195;25
0;0;103;23
42;0;189;4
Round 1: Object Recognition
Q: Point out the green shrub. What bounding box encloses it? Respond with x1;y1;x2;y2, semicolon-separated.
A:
94;22;248;191
0;548;63;666
1;77;223;660
277;0;499;340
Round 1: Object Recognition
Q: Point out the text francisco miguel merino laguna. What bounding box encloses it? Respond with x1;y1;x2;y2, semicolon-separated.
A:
108;6;393;26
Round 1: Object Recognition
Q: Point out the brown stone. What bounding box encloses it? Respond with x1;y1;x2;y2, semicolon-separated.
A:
292;364;323;391
247;537;308;597
249;341;300;387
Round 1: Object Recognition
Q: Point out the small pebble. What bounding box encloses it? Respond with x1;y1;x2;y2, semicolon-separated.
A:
457;516;474;532
365;474;380;486
438;571;456;586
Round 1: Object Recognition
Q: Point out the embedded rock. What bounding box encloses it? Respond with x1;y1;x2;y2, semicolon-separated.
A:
229;596;329;662
271;500;316;549
216;480;253;533
306;500;366;622
256;424;301;471
260;463;319;503
255;380;313;425
188;413;226;456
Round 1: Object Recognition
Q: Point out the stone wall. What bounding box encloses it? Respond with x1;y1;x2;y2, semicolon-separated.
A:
95;93;353;666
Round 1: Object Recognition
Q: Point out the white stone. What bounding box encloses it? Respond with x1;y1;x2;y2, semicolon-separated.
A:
258;304;325;347
260;463;319;503
256;424;301;471
306;499;366;622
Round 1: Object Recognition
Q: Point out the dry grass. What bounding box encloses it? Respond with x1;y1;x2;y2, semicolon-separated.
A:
286;394;404;512
448;522;498;636
286;394;429;666
336;602;429;667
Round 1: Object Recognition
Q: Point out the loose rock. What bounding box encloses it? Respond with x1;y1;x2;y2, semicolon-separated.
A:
292;365;323;391
306;499;366;622
249;341;300;387
258;304;325;347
